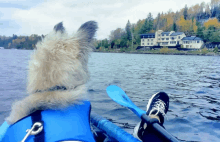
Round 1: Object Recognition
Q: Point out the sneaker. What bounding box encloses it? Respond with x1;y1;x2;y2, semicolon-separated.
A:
133;92;169;141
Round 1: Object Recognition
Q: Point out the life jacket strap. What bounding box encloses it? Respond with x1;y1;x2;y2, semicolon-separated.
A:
31;110;45;142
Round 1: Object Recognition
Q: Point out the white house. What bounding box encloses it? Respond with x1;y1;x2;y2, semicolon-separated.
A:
140;33;156;47
140;30;203;49
181;36;204;49
141;30;186;47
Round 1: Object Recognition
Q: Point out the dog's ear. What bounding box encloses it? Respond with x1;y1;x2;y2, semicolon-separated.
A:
54;22;65;34
77;21;98;45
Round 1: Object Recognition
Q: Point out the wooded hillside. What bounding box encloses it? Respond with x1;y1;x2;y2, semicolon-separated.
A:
96;0;220;51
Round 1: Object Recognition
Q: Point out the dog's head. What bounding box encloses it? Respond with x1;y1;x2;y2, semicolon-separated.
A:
27;21;98;94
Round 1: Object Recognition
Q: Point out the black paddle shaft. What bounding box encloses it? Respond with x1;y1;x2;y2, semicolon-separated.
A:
141;114;179;142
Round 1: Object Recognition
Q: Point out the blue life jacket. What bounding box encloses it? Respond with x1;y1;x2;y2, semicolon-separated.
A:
2;100;96;142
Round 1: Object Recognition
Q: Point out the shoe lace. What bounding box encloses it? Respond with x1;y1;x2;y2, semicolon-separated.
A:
149;99;166;118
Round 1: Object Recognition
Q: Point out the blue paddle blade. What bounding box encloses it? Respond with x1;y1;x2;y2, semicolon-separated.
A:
106;85;146;118
0;121;10;141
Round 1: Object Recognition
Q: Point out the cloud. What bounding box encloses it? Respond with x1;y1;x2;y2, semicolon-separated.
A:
0;0;211;39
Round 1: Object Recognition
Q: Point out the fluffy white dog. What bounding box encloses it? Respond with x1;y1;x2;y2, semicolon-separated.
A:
6;21;98;124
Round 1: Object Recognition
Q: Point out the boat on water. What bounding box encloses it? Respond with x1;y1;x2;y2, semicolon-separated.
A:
0;86;179;142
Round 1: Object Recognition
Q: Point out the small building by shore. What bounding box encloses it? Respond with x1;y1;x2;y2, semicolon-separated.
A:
181;36;204;49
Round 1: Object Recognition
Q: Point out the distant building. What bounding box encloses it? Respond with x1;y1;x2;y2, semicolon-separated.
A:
0;47;4;49
140;30;203;49
140;33;156;47
182;36;204;49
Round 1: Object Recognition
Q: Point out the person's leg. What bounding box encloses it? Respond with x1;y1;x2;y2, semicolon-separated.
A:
133;92;169;142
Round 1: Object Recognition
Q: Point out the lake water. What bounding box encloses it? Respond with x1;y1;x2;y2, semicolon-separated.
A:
0;50;220;141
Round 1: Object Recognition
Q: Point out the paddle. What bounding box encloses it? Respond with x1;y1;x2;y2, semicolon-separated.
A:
106;85;179;142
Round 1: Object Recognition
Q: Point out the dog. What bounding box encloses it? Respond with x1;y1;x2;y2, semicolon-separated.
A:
6;21;98;124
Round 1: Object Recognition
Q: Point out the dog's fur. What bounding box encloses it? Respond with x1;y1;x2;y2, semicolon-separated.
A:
6;21;98;124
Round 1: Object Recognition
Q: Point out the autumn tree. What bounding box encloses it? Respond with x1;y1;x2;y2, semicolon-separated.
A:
204;17;220;29
109;28;124;42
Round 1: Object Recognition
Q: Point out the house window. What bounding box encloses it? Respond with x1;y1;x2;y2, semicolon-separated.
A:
178;36;180;39
142;39;144;42
162;38;164;40
151;43;153;45
162;34;164;36
166;34;169;36
190;45;192;47
142;43;144;45
151;39;153;41
170;41;176;44
186;45;189;48
148;39;149;41
148;43;149;45
166;38;169;40
197;41;200;43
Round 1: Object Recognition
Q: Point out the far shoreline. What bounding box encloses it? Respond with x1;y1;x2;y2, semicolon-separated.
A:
94;50;220;56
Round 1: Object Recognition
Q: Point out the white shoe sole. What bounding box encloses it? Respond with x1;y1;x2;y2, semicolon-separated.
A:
146;92;160;112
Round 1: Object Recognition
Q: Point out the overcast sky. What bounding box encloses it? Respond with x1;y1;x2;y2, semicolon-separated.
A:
0;0;211;39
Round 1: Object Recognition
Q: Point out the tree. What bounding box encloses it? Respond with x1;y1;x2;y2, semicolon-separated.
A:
205;3;211;18
177;15;191;32
172;22;177;31
125;20;132;41
139;13;154;34
204;25;216;42
183;5;188;20
192;18;198;33
139;18;148;34
155;13;161;30
109;28;124;42
147;13;154;32
204;18;220;29
213;46;219;53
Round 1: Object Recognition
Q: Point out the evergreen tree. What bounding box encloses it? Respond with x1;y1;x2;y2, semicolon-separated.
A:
139;19;148;34
183;5;188;20
139;13;154;34
147;13;154;32
204;25;215;42
196;26;205;40
172;22;177;31
125;20;132;41
155;13;161;30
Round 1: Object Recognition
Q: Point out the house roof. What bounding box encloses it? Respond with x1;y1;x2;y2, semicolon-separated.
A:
161;32;170;34
140;33;155;38
182;36;203;41
140;33;155;36
170;32;184;36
